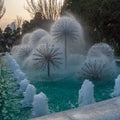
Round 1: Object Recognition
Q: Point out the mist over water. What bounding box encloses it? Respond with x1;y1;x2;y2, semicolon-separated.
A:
11;15;118;81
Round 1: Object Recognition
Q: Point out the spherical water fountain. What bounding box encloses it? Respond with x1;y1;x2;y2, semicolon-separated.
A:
12;45;33;65
32;45;62;77
8;15;120;119
78;43;117;80
14;69;26;84
51;16;85;68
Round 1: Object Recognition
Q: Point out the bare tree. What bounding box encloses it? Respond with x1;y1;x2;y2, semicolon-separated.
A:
15;16;23;28
0;0;5;19
25;0;65;20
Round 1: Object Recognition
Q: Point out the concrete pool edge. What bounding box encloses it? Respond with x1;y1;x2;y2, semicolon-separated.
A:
30;96;120;120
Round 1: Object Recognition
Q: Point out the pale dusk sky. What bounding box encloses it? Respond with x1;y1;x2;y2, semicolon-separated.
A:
0;0;31;30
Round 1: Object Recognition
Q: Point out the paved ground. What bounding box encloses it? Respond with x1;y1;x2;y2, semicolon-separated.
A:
30;97;120;120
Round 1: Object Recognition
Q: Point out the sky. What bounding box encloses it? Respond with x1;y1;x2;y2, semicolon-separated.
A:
0;0;31;30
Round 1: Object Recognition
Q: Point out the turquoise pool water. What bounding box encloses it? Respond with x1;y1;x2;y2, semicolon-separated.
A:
30;73;115;113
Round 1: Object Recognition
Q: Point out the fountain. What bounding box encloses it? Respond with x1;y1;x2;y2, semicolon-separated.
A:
32;92;49;117
77;57;114;80
8;22;16;33
51;16;85;68
78;79;95;107
5;52;20;71
11;45;33;65
21;33;31;44
14;69;26;84
21;84;36;107
5;52;12;62
77;43;117;80
87;43;114;62
29;29;48;48
111;75;120;97
17;79;29;95
32;45;62;77
4;15;120;119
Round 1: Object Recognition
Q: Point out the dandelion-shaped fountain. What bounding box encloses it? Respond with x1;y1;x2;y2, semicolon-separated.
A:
51;16;84;68
32;45;62;77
